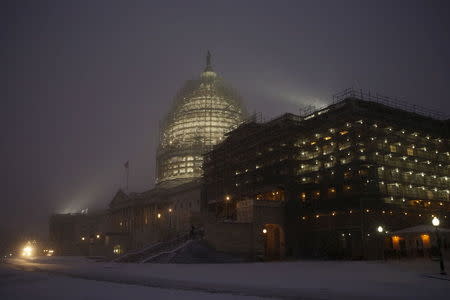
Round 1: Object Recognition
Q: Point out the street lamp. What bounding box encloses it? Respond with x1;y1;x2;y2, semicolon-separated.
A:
377;225;385;260
225;195;231;219
432;217;440;227
432;217;446;275
168;208;173;228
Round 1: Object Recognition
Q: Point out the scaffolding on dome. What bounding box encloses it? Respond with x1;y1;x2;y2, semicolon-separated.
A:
156;52;247;186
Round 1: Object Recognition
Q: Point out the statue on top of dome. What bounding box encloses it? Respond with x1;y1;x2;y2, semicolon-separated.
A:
205;50;213;72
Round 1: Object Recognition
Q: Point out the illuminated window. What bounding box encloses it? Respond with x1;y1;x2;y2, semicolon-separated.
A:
300;193;306;202
328;187;336;198
390;145;397;153
339;130;349;135
407;148;414;156
312;191;321;199
113;245;122;255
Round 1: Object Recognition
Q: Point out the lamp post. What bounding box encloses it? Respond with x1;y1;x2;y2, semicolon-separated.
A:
432;217;446;275
377;226;384;233
225;195;231;219
262;228;268;258
377;225;385;260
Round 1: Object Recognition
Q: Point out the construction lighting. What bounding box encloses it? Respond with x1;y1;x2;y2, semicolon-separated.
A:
168;208;173;213
377;226;384;233
157;213;161;219
225;195;231;201
96;234;100;239
262;228;267;234
81;237;85;241
22;245;33;257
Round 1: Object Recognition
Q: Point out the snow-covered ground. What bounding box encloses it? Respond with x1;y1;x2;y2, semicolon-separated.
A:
1;256;449;299
0;264;265;300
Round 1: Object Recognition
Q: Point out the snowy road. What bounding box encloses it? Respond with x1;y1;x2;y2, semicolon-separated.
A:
1;257;449;299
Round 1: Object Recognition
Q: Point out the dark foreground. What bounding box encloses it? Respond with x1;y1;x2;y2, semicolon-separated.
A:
1;257;449;300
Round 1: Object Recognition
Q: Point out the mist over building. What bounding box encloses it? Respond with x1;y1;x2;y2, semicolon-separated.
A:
48;53;450;261
157;51;246;187
49;53;248;255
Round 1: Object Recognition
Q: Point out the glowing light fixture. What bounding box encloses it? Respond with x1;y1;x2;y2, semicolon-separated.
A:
22;245;33;257
432;217;440;227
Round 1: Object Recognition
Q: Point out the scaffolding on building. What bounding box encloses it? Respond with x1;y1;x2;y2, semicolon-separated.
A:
156;53;247;186
332;88;449;121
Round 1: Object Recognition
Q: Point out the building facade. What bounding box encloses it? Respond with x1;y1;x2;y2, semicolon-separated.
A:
203;90;450;259
49;211;107;256
102;53;247;254
49;53;246;256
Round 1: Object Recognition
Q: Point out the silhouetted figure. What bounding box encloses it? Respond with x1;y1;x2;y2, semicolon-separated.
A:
190;225;195;239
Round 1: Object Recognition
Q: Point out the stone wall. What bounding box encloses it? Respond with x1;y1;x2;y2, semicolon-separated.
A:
205;221;259;256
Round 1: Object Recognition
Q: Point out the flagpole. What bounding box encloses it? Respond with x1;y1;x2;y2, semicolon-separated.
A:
126;162;129;192
124;160;129;193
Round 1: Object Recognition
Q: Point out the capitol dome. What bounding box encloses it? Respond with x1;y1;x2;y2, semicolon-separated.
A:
156;52;247;186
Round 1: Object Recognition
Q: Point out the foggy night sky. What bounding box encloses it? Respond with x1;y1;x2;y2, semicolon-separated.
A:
2;0;450;239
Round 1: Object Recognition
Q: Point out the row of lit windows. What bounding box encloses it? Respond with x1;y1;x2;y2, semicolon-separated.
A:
167;156;201;163
294;118;447;152
377;167;450;185
372;152;450;169
299;209;448;220
163;168;196;176
299;185;353;201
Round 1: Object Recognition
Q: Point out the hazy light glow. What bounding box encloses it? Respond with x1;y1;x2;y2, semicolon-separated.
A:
156;56;246;186
432;217;440;227
22;246;33;257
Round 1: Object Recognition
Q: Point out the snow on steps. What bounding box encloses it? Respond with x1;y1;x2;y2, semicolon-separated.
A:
113;234;190;263
142;239;247;264
140;240;193;263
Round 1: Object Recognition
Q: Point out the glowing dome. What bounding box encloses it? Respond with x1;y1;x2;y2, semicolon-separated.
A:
156;52;246;186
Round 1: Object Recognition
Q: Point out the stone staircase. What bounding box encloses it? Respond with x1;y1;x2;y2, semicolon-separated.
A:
113;233;190;263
